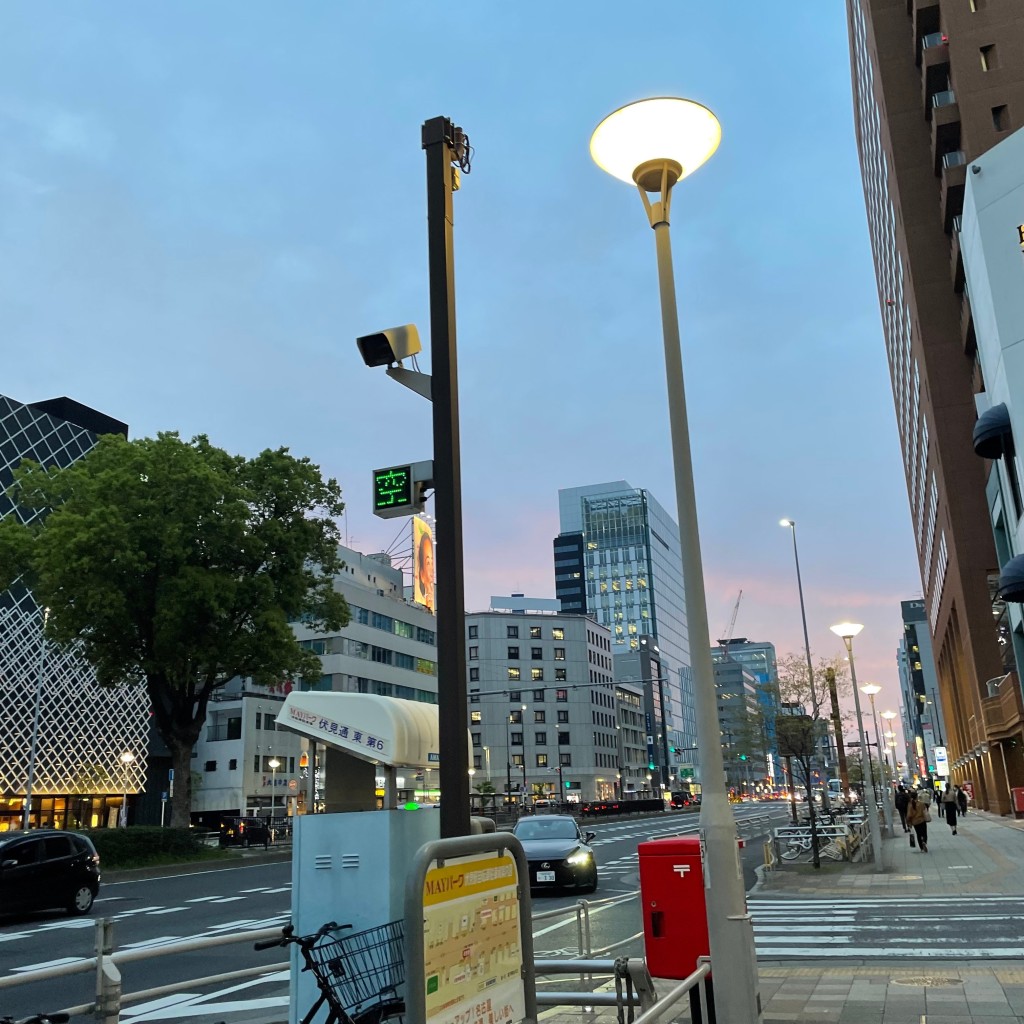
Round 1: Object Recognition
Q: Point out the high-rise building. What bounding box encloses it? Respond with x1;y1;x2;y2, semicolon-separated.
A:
897;599;943;779
846;0;1024;812
0;393;148;831
554;482;695;790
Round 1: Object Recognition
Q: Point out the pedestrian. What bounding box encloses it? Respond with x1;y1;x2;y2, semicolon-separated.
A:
894;784;910;832
906;789;929;852
957;785;967;816
941;782;958;835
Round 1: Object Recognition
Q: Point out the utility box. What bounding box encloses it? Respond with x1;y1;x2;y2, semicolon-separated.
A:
638;835;708;979
1012;787;1024;817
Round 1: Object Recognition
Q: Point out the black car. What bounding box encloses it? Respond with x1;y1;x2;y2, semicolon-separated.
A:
219;816;270;848
0;829;101;916
512;814;598;893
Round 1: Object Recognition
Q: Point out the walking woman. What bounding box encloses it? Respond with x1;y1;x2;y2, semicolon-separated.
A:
941;782;958;835
906;789;929;852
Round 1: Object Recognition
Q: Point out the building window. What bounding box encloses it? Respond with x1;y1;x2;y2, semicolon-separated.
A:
472;733;482;747
511;732;523;746
558;710;569;723
508;668;521;681
469;646;479;660
535;732;547;745
554;648;565;661
556;689;568;702
471;710;482;723
534;710;546;723
533;688;545;701
536;754;549;768
508;646;520;660
531;647;543;660
512;754;524;767
470;667;479;682
555;668;567;681
552;628;565;640
473;754;482;769
559;753;572;767
993;105;1009;131
559;732;571;745
255;712;263;729
229;758;238;770
507;626;519;638
253;755;261;772
530;626;542;639
510;709;523;724
204;760;217;772
532;669;544;683
510;690;521;701
469;689;480;705
980;44;997;71
468;625;478;639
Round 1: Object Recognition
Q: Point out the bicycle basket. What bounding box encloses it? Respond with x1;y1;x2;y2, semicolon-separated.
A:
309;919;405;1015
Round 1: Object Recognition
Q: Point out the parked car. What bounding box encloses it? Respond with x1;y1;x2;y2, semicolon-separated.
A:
219;816;270;848
512;814;597;893
0;829;101;916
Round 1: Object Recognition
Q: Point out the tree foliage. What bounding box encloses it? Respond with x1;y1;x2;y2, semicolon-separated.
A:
0;432;350;825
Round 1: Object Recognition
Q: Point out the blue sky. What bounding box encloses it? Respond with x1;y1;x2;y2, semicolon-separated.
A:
1;5;921;732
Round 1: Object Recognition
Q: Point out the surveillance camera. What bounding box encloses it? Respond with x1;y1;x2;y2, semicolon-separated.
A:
356;324;422;367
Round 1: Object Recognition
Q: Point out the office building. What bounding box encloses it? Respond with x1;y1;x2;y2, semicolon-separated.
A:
192;545;439;819
712;657;766;794
846;0;1024;811
0;393;147;831
464;596;616;803
554;482;695;790
897;599;945;779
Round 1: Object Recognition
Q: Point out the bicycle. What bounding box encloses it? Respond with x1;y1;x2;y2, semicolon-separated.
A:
0;1014;70;1024
780;834;847;861
255;919;405;1024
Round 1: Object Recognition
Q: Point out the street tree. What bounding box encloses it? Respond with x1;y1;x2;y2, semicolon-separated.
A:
0;432;349;826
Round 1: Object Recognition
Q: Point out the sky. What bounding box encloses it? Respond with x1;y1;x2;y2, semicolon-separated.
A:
0;4;922;745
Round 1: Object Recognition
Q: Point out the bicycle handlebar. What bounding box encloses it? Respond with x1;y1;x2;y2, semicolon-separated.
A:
253;920;349;951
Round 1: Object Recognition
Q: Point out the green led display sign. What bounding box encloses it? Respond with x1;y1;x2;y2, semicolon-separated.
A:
374;465;413;513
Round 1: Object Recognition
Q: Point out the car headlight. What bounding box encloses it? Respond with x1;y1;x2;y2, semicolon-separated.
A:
566;849;593;866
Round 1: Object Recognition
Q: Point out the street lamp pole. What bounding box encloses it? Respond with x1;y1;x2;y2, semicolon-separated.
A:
505;711;513;810
860;685;894;833
591;97;760;1024
930;687;944;745
119;750;135;828
22;606;49;831
268;757;281;829
881;710;899;783
830;623;884;871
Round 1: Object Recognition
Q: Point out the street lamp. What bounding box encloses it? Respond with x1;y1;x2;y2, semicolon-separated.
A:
119;750;135;828
268;757;281;829
859;684;894;833
22;606;49;831
881;710;899;782
591;96;759;1024
830;623;883;870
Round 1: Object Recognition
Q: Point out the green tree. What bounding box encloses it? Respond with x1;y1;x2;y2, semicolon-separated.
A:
0;432;349;826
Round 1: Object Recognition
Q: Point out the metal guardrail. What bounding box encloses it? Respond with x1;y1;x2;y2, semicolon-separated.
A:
0;917;283;1022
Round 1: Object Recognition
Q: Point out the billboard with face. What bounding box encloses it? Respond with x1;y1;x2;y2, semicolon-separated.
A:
413;516;435;613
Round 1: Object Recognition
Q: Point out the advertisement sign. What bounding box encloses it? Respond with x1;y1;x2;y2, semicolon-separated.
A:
933;745;949;777
422;851;525;1024
413;515;435;613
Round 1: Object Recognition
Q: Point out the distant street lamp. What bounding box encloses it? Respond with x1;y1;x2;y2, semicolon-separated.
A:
859;684;894;832
119;750;135;828
830;623;883;870
268;757;281;827
881;710;899;781
591;96;759;1024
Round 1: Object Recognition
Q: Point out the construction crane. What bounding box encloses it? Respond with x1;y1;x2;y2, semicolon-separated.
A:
718;589;743;647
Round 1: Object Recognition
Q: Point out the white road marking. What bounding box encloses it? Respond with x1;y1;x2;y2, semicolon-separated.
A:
12;956;88;972
147;907;189;915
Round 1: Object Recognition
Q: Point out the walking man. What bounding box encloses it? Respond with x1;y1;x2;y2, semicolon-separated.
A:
894;784;910;832
906;789;929;852
957;786;969;816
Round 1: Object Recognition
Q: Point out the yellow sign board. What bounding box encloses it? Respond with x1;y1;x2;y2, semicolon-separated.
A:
423;851;525;1024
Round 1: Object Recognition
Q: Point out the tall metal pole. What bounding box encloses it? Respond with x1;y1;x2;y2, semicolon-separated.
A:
22;607;48;831
505;712;513;810
867;693;894;832
931;687;945;745
422;116;470;838
646;172;760;1024
844;638;884;870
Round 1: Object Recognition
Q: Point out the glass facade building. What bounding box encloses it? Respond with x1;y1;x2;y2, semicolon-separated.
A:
554;482;696;786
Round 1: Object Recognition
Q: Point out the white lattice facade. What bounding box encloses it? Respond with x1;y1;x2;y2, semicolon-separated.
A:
0;393;149;830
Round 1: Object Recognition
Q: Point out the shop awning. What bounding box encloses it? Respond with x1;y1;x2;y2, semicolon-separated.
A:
279;691;447;769
998;554;1024;603
973;403;1012;459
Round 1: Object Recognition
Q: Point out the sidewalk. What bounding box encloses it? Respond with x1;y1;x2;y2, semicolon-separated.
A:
748;808;1024;1021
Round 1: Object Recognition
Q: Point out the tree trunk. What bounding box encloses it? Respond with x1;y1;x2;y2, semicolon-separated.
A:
170;740;195;828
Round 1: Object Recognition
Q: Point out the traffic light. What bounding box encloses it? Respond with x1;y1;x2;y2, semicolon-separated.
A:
648;761;656;771
739;754;747;761
564;780;571;789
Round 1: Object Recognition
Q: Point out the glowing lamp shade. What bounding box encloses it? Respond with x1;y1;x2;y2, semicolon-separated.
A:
830;622;864;640
590;97;721;185
860;683;882;697
779;518;794;527
880;710;897;721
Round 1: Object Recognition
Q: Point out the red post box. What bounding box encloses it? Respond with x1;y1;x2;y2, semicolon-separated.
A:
1011;787;1024;817
638;835;708;980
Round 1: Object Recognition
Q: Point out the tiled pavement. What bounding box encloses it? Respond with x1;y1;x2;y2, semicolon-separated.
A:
541;809;1024;1022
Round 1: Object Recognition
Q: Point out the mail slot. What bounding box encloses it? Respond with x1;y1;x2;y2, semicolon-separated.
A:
638;835;708;980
